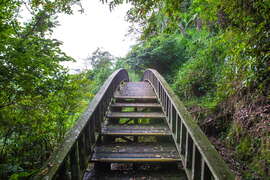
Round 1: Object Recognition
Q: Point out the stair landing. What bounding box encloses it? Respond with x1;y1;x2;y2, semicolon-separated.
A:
115;82;156;97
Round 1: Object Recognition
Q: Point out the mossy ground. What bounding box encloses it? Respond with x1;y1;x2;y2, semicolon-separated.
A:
183;91;270;179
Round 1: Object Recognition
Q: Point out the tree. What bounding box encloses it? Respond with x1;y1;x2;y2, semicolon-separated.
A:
100;0;194;39
0;0;90;178
125;34;187;79
86;48;114;70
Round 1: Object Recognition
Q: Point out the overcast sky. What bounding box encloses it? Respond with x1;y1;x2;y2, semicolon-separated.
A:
52;0;136;70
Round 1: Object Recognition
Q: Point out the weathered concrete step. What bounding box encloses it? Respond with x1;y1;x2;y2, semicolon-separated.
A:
107;112;165;119
110;103;161;108
91;143;180;163
101;124;170;136
114;95;157;100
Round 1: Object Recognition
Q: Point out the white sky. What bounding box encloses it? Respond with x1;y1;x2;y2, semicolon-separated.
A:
52;0;136;70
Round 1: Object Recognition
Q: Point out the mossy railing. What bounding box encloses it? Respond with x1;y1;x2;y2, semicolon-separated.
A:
34;69;129;180
143;69;234;180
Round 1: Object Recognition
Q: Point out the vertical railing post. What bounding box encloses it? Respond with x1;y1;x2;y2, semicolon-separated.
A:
84;124;91;155
185;133;193;169
70;143;80;180
172;107;176;133
58;159;70;180
176;115;181;145
165;95;168;116
201;160;212;180
90;117;95;144
180;123;187;155
78;134;87;171
169;101;172;126
192;144;202;180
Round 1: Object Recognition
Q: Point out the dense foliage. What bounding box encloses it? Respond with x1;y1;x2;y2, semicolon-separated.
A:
125;34;187;80
104;0;270;179
0;1;114;179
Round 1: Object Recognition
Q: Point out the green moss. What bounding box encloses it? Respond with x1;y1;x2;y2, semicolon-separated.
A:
226;127;270;179
235;136;253;161
226;123;243;146
249;138;270;178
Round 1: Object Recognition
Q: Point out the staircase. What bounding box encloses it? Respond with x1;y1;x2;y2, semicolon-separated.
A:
34;69;234;180
90;82;186;179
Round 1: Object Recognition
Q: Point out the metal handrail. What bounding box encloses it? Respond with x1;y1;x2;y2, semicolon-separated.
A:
143;69;234;180
34;69;129;180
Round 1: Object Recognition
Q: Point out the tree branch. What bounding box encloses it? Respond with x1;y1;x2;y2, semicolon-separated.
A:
0;102;16;109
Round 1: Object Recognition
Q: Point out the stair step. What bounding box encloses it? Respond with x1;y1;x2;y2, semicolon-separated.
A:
115;82;156;97
91;143;180;162
88;169;187;179
101;124;170;136
114;95;157;100
107;112;165;119
111;103;161;108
